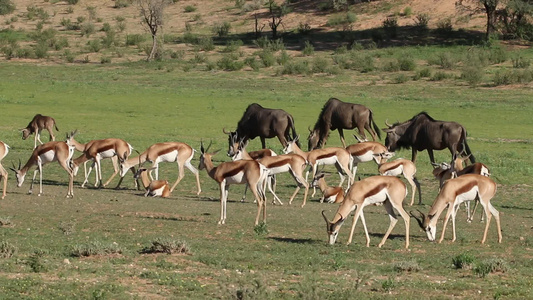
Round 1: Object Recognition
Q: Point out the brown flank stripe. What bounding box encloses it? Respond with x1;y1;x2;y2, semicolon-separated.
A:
154;145;180;158
381;160;403;172
348;144;373;157
221;162;247;178
263;157;292;168
363;183;388;199
454;180;477;198
316;152;337;160
37;144;58;156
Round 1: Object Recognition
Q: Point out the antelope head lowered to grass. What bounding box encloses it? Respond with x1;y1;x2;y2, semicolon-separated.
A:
134;160;171;198
322;175;410;249
21;114;60;148
311;172;344;204
411;174;501;244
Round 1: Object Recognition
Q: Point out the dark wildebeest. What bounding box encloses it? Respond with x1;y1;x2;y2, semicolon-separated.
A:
224;103;298;156
307;98;381;151
382;112;475;167
21;114;59;148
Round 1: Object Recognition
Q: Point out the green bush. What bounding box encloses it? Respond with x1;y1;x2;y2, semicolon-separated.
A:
254;222;269;236
417;67;432;78
488;46;508;64
87;39;101;52
461;65;484;87
141;238;191;254
114;0;131;8
393;260;421;272
512;54;531;68
327;12;357;26
217;55;244;71
184;5;197;13
392;73;410;84
403;6;412;17
34;41;49;58
196;36;215;51
436;18;453;35
222;40;243;53
70;240;123;257
398;56;416;71
66;0;79;4
258;49;276;67
80;22;96;37
430;71;451;81
100;56;111;64
27;249;49;273
213;22;231;37
302;40;314;56
0;240;17;258
277;50;291;65
245;57;261;71
431;52;456;69
278;60;310;75
452;253;476;269
101;30;117;48
382;60;400;72
414;13;430;34
474;258;509;278
382;17;398;38
101;22;112;32
312;56;329;73
0;0;16;15
493;69;514;85
126;34;146;46
64;49;75;62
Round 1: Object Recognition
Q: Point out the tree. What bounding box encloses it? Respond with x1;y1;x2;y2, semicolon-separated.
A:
500;0;533;39
138;0;168;61
457;0;499;40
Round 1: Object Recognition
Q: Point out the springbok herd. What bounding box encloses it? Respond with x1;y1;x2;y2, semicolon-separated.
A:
0;100;502;249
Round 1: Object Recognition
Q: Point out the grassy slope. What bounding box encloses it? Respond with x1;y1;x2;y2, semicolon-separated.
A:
0;61;531;298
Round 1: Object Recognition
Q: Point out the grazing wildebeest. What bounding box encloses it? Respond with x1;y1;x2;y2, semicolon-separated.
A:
307;98;381;151
224;103;298;156
21;114;60;148
382;112;475;166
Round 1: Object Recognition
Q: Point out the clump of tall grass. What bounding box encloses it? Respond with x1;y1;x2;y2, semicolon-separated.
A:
302;40;314;56
452;253;476;269
474;258;509;277
493;69;533;85
0;216;12;226
393;260;422;272
430;70;452;81
326;12;357;26
70;240;123;257
217;54;244;71
512;54;530;68
141;238;191;255
222;40;243;53
27;249;49;273
0;241;17;258
253;36;285;52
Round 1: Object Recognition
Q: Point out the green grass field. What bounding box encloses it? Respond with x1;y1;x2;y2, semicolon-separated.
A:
0;59;532;299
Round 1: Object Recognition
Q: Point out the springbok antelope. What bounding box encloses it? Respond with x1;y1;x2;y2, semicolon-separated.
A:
0;141;9;199
345;139;389;178
10;141;75;198
311;172;344;204
322;175;410;248
232;143;309;207
116;142;201;194
71;138;132;188
21;114;60;148
283;137;354;193
432;154;491;222
375;155;421;206
198;141;268;225
411;174;501;244
134;163;171;198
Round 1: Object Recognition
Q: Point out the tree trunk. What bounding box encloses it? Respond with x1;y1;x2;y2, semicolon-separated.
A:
148;34;157;61
483;1;499;40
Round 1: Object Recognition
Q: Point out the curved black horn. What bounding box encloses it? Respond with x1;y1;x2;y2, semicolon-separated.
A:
206;140;213;153
321;210;332;224
18;159;21;170
222;127;231;135
409;210;425;229
384;119;393;128
200;140;205;153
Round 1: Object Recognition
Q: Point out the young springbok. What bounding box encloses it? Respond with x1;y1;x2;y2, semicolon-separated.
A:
0;141;9;199
198;141;268;225
232;143;309;207
21;114;60;148
134;162;171;198
411;174;501;244
322;175;410;248
116;142;201;194
10;141;75;198
375;155;421;206
311;172;344;204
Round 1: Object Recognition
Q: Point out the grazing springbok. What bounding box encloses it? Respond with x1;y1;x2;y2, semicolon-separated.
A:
307;98;381;150
345;139;389;178
10;141;75;198
411;174;501;244
21;114;60;148
432;154;491;222
283;137;354;193
116;142;201;195
198;141;269;225
0;141;9;199
134;162;171;198
375;155;421;206
322;176;410;248
71;138;132;188
224;103;298;156
311;172;344;204
232;143;309;207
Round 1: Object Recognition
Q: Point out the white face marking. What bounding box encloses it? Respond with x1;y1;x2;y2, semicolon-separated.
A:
426;224;436;241
283;141;295;154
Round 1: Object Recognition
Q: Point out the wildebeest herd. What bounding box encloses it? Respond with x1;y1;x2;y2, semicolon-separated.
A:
0;98;501;249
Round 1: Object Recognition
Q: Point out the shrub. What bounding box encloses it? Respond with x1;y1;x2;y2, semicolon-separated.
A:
436;18;453;35
197;36;215;51
245;57;261;71
64;49;74;62
27;249;49;273
80;22;96;37
392;73;410;84
302;40;314;56
170;50;184;59
277;50;291;65
278;60;310;75
382;60;400;72
184;5;196;13
350;52;375;73
87;39;101;52
488;45;508;64
452;253;476;269
70;240;123;257
101;30;117;48
101;22;112;32
394;260;421;272
493;69;514;85
126;34;146;46
512;54;531;68
414;13;430;33
258;49;276;67
254;222;269;236
217;55;244;71
54;37;69;50
34;41;49;59
431;71;451;81
0;241;17;258
461;65;484;87
222;40;243;53
327;12;357;26
141;238;191;254
398;56;416;71
100;56;111;64
66;0;79;4
312;56;330;73
192;52;207;63
114;0;131;8
474;258;509;277
0;0;16;16
242;0;262;12
0;216;12;226
298;22;312;35
432;52;456;69
116;20;126;32
382;17;398;38
213;22;231;37
403;6;412;17
417;67;432;78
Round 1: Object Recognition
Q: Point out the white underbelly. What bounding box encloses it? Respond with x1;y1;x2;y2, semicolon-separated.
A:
39;150;57;163
353;152;374;163
316;156;337;166
98;149;116;159
362;188;388;206
225;172;246;184
268;165;290;175
149;186;165;197
157;151;178;163
455;186;479;205
383;165;403;177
